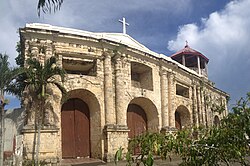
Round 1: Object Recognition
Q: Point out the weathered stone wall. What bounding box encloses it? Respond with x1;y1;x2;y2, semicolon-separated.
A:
103;125;129;162
22;128;60;163
19;25;229;164
3;108;25;165
4;108;25;152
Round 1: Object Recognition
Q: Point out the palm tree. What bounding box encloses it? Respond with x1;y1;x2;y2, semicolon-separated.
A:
23;56;66;165
37;0;64;16
0;53;22;166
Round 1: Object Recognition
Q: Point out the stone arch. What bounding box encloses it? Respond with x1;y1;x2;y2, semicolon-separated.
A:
175;105;191;130
214;115;220;126
127;97;159;133
61;89;101;158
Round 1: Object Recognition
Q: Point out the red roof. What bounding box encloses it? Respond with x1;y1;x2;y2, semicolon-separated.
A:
171;44;209;62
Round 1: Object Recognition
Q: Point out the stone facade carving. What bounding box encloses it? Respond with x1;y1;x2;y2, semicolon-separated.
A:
19;23;228;164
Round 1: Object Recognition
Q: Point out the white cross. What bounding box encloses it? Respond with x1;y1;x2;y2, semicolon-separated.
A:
119;17;129;34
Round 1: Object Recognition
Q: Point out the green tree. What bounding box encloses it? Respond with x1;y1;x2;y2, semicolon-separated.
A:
7;42;27;99
116;93;250;166
22;56;66;165
37;0;64;16
0;53;22;166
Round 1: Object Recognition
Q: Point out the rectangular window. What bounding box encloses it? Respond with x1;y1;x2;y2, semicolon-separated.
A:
176;84;189;98
131;62;153;90
62;57;97;76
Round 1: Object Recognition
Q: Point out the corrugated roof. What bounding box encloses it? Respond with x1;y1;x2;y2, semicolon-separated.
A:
171;44;209;62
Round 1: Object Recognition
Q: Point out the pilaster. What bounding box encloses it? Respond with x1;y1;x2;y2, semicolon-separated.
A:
189;86;194;124
201;89;206;126
103;51;115;125
168;72;175;128
114;53;127;126
103;51;129;162
160;68;169;128
222;98;228;117
206;95;212;126
197;56;201;75
192;84;199;126
197;86;202;124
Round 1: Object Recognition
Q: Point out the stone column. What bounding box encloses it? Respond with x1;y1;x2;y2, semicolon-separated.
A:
222;98;228;117
45;42;53;58
197;87;202;124
160;69;169;128
189;87;193;124
205;62;208;76
168;72;175;128
103;52;129;162
103;51;115;125
56;54;63;67
206;101;211;126
115;53;127;126
192;84;199;126
206;96;211;126
201;89;206;126
197;56;201;75
31;45;39;55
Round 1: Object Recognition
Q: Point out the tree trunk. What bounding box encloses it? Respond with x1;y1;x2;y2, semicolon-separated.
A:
35;123;42;166
32;119;37;161
35;98;45;166
0;91;5;166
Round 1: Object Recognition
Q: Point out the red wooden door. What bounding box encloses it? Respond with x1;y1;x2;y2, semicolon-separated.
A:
61;98;90;158
127;104;147;154
175;111;181;130
61;99;75;158
127;104;147;138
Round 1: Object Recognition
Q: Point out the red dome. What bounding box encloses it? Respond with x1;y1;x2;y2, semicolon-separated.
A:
171;44;209;62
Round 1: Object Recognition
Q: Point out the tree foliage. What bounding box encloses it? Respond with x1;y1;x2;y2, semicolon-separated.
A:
24;56;66;99
0;53;23;166
0;53;22;96
116;93;250;166
7;42;27;99
37;0;64;17
20;56;66;165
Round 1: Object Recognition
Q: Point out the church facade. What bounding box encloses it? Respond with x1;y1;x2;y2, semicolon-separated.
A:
19;23;228;164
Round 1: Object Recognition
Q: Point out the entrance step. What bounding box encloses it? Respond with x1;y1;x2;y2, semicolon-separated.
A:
61;158;105;166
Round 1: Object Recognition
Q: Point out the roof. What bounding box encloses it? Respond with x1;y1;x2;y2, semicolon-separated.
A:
24;23;151;53
171;44;209;62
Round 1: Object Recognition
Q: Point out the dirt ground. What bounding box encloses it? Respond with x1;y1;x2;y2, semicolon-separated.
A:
62;156;250;166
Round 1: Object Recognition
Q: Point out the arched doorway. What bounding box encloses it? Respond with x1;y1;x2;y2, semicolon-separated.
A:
175;105;190;130
127;104;147;139
127;97;159;133
214;115;220;126
175;111;181;130
61;98;90;158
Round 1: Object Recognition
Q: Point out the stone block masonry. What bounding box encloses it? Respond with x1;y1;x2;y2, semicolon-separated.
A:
19;23;229;164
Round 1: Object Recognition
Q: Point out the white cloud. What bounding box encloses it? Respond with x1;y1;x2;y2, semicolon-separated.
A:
168;0;250;104
0;0;194;108
0;0;193;66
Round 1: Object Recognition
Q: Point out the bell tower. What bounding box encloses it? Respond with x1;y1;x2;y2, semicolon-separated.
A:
171;42;209;77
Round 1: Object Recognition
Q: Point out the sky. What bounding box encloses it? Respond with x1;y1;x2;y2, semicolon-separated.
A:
0;0;249;109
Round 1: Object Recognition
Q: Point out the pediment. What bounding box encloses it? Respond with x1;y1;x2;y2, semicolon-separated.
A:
100;33;150;51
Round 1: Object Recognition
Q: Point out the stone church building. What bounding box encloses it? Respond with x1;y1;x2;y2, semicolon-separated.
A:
19;23;228;163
